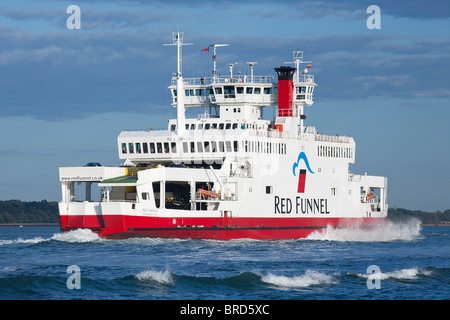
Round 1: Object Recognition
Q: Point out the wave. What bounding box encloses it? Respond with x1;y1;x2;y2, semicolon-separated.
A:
134;269;174;285
0;237;48;246
306;219;422;242
50;228;102;243
260;270;338;289
355;267;432;280
0;229;103;246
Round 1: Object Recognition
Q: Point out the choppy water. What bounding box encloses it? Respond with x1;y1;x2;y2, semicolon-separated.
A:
0;219;448;303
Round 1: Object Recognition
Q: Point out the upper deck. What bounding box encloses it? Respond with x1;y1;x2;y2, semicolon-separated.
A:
168;73;315;108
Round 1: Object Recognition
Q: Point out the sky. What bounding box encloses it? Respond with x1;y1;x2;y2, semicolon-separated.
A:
0;0;449;212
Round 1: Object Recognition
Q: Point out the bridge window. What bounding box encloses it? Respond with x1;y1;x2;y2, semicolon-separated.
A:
246;87;253;94
121;143;127;154
254;87;261;94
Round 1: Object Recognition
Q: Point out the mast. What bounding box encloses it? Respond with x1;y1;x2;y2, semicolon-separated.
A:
211;44;229;83
164;31;192;135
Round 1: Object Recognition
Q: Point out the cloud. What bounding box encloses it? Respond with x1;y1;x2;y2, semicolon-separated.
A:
0;1;449;121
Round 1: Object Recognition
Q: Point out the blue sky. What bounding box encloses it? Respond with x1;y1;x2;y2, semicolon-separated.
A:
0;0;449;211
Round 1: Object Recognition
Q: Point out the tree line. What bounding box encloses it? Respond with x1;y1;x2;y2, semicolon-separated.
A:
0;199;449;225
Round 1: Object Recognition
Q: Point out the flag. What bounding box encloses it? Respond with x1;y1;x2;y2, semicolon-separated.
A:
306;64;311;68
201;47;209;52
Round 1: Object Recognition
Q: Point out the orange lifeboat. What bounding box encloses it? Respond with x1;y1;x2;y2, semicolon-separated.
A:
367;193;376;201
197;188;220;199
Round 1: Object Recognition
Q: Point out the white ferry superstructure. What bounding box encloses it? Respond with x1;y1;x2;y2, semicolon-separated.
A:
58;32;388;239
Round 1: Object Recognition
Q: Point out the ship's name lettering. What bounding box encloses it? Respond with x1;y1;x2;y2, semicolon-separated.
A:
274;196;330;214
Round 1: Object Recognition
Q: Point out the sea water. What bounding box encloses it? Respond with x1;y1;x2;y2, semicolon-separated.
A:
0;219;448;302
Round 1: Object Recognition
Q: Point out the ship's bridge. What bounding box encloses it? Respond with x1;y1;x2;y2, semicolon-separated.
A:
168;75;277;108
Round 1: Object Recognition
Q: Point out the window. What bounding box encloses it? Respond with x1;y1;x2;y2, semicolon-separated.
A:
128;143;134;154
266;186;273;194
232;123;238;129
136;143;141;154
143;143;148;154
215;87;222;94
171;142;177;153
233;141;239;152
254;87;261;94
164;142;169;153
170;124;176;131
331;188;336;196
157;143;162;153
152;182;160;208
183;142;189;153
264;87;272;94
246;87;253;94
219;123;224;130
226;141;232;152
219;141;224;152
190;142;195;153
197;141;203;152
211;141;217;152
150;143;155;153
204;141;210;152
225;123;231;129
142;192;149;200
237;87;244;94
121;143;127;154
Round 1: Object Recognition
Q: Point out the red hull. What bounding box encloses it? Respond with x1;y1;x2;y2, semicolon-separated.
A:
60;214;387;240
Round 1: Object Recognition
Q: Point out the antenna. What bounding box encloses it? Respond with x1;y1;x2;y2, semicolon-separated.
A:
284;49;311;82
210;44;229;82
163;31;193;77
163;31;192;136
228;62;237;79
246;62;258;82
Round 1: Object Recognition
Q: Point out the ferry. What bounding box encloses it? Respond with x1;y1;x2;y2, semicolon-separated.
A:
58;32;388;240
